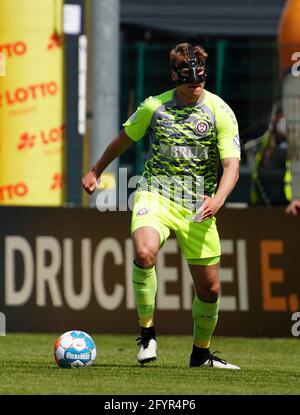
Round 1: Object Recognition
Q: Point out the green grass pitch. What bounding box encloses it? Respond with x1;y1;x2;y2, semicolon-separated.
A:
0;334;299;395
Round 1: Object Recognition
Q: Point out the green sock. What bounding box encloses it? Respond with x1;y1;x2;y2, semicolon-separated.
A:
132;262;157;327
192;295;220;348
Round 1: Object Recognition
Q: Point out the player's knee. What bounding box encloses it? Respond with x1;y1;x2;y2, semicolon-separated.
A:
197;281;220;302
135;246;157;268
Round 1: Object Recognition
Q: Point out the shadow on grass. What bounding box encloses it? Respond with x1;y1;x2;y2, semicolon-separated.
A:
48;362;184;370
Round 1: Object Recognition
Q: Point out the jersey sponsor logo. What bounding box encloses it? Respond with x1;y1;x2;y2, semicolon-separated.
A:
195;120;209;136
136;207;149;216
233;134;241;151
160;144;208;160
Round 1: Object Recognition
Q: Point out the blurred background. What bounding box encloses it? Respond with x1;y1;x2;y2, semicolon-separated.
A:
0;0;299;336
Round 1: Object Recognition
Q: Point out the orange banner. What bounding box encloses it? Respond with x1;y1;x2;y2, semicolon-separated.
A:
0;0;64;205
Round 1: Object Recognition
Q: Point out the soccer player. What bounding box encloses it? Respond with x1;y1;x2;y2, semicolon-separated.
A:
82;43;241;369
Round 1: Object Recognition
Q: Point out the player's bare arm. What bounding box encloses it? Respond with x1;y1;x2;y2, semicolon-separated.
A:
82;129;133;195
196;157;239;221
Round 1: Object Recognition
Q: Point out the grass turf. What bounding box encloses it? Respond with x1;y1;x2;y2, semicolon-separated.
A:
0;334;299;395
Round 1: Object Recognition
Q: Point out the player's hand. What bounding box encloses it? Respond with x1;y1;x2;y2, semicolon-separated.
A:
285;199;300;216
82;171;99;195
193;195;222;222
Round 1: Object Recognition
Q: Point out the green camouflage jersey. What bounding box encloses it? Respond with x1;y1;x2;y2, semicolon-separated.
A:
123;88;240;211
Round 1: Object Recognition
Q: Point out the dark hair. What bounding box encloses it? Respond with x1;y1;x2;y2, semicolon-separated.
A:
170;42;208;68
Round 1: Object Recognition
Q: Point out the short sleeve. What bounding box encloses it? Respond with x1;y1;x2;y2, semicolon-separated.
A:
123;97;156;142
215;100;241;160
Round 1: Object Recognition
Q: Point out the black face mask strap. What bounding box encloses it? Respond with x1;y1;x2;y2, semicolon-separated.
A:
187;46;197;65
187;47;200;81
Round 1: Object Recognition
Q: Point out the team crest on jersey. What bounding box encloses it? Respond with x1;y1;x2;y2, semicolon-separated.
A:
195;121;209;136
137;208;149;216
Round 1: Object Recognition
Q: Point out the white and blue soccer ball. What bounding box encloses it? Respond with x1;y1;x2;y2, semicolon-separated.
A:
54;330;96;368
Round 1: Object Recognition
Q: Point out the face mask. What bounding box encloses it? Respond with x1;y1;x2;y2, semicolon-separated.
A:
172;46;207;85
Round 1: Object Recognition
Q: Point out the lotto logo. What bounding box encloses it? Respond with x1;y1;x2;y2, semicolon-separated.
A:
0;41;27;58
0;52;6;76
0;183;29;202
17;125;65;151
0;81;58;108
50;173;64;191
47;32;64;50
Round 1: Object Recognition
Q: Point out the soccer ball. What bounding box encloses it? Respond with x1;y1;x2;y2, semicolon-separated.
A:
54;330;96;368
